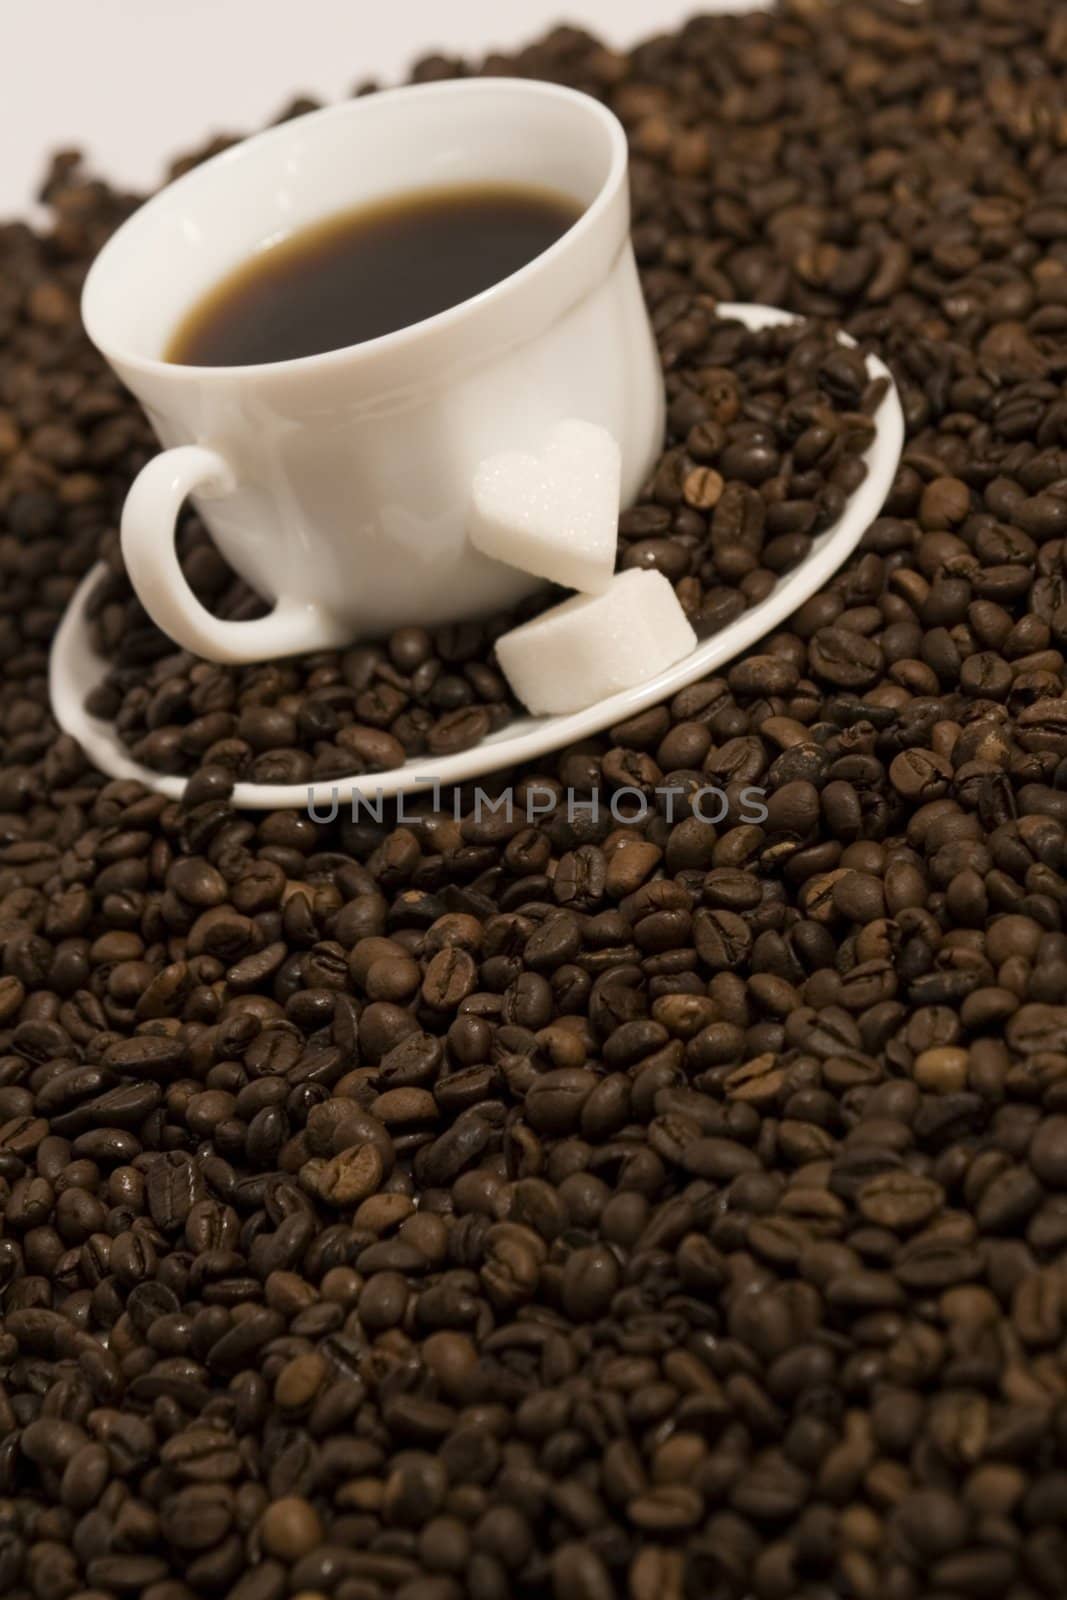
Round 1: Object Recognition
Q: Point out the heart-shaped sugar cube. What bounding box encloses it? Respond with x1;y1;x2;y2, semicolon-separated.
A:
468;418;622;594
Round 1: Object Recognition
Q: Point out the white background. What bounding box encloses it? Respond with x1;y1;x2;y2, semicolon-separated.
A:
7;1;765;216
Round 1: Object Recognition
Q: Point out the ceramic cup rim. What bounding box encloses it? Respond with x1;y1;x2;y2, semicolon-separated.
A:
80;77;630;385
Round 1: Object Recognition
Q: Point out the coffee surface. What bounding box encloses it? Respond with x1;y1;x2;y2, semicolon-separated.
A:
165;183;580;366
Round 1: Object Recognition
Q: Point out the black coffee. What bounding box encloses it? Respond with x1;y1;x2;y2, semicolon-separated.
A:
165;183;581;366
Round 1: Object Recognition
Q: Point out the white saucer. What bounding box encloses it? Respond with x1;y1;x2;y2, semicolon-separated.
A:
50;304;904;810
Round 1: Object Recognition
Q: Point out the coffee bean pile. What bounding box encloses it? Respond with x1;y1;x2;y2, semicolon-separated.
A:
86;317;881;781
7;3;1067;1599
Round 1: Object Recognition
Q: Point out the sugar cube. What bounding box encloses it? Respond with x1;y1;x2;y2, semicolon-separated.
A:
469;418;621;594
495;569;697;717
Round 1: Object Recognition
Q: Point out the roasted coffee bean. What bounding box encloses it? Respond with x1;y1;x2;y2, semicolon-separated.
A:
259;1496;324;1561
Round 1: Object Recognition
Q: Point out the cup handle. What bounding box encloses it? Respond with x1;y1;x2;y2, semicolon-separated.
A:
120;444;348;664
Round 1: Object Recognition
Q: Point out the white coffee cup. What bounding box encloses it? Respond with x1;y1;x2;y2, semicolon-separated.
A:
81;79;665;665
